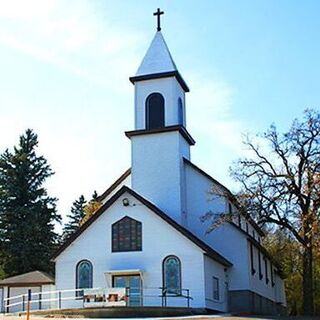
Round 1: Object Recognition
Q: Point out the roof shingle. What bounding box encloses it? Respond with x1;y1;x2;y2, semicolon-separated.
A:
0;271;54;286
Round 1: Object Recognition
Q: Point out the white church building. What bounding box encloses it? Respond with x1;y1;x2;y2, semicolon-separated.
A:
1;12;286;316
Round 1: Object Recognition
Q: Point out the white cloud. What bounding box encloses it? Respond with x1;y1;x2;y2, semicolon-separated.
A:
0;0;247;231
188;74;243;153
182;72;247;192
0;0;140;230
0;0;145;88
0;0;57;20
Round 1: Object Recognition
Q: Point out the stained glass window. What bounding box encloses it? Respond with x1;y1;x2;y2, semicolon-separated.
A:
270;262;275;287
76;260;93;296
112;216;142;252
146;93;165;129
250;242;256;275
163;256;181;295
258;251;263;280
265;257;269;284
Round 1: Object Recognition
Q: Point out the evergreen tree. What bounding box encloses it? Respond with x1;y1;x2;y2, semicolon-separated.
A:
0;129;61;276
62;195;87;241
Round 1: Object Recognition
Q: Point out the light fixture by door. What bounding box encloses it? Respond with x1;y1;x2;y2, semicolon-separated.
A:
122;198;130;206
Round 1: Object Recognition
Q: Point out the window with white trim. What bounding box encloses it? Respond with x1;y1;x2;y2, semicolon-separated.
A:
163;255;182;295
213;276;219;301
76;260;93;297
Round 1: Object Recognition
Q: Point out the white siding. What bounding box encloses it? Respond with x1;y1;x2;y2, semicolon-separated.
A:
204;255;228;312
0;287;3;312
249;243;272;300
248;242;287;304
184;162;286;305
41;284;56;310
55;191;211;308
7;286;41;313
275;273;286;306
100;174;131;205
131;131;190;224
2;287;8;312
184;162;226;232
134;77;186;129
185;163;249;290
208;224;249;291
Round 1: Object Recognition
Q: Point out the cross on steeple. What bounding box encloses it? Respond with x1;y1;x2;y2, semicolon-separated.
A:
153;8;164;32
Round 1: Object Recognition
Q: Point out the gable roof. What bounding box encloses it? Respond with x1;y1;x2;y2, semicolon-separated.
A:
0;271;54;286
183;158;265;237
97;168;131;203
52;186;232;267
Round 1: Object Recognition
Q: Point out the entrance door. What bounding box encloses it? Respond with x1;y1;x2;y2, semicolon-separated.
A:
113;275;142;306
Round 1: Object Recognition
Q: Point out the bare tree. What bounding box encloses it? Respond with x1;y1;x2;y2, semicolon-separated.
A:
231;109;320;315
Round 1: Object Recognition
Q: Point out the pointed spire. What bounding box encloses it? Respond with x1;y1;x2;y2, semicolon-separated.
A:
135;31;177;76
130;31;189;92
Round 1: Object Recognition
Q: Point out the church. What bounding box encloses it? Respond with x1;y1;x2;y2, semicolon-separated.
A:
1;10;286;316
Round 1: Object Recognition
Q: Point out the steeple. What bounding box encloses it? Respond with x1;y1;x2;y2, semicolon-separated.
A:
129;27;191;131
126;10;194;225
130;31;189;92
135;31;177;76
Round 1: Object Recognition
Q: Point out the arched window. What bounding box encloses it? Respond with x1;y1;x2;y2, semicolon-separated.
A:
112;216;142;252
76;260;93;294
163;255;181;295
146;93;165;129
178;98;183;125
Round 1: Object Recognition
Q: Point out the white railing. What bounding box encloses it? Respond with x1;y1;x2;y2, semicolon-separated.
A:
3;286;192;314
3;288;101;313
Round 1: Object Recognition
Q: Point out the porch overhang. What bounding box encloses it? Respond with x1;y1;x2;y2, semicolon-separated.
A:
104;269;143;276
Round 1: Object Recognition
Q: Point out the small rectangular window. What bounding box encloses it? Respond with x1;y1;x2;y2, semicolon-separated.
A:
265;257;269;284
213;277;219;301
250;242;256;275
258;251;263;280
270;262;275;287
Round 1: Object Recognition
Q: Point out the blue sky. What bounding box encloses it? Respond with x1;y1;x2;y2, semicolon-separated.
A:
0;0;318;228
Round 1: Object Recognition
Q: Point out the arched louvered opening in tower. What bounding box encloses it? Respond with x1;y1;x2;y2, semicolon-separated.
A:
178;97;184;125
146;93;165;129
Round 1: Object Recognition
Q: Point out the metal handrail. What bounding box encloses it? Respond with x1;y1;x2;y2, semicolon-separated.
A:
3;286;193;313
3;287;103;312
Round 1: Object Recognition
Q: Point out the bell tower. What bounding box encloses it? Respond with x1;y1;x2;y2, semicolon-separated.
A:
129;30;190;130
125;10;195;224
